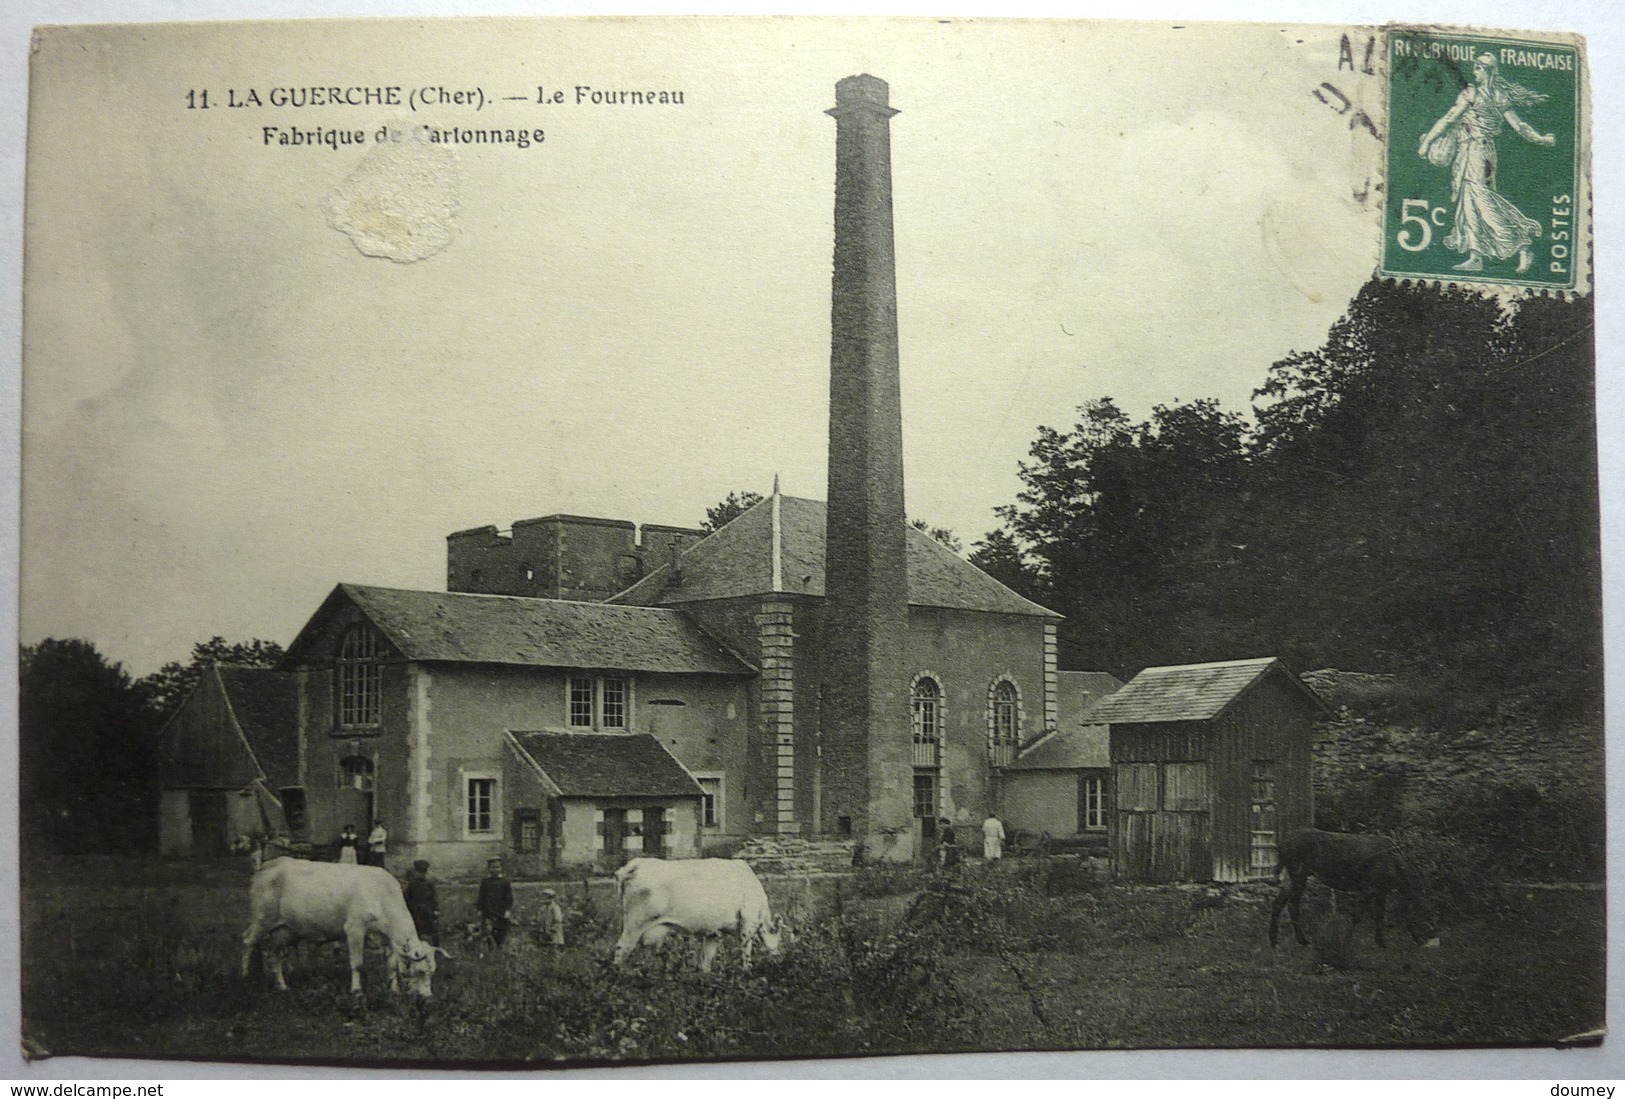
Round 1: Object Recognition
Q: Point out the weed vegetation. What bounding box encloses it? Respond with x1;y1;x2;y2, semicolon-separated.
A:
21;853;1604;1066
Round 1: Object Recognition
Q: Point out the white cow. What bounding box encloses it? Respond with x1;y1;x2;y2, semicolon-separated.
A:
612;857;786;972
241;859;447;996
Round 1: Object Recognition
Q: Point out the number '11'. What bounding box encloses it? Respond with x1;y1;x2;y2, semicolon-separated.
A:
186;89;211;109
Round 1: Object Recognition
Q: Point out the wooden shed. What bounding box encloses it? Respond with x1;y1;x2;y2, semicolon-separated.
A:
1089;657;1329;883
155;665;299;856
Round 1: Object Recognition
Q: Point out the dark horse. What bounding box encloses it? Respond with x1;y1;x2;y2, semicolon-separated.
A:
1269;828;1440;949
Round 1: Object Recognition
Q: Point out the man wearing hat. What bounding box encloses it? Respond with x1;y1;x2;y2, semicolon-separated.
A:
402;859;439;946
539;888;566;949
477;857;514;947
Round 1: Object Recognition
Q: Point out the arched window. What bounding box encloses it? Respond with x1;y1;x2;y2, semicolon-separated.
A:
337;625;382;728
911;676;941;768
988;679;1020;766
338;754;375;792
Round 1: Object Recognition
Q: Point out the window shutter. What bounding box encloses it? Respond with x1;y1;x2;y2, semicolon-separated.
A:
511;809;523;852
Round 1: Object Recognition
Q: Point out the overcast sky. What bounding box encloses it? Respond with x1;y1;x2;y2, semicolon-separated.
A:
14;14;1575;676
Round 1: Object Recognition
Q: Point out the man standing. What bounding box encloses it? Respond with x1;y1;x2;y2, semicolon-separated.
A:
402;859;439;946
477;857;515;947
367;820;389;868
982;812;1006;862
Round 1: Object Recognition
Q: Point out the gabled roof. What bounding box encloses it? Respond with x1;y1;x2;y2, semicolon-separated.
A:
156;664;298;790
215;666;300;789
284;584;755;676
506;731;703;799
610;493;1059;619
1087;657;1330;725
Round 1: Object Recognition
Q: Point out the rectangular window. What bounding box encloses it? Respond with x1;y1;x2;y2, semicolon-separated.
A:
696;776;722;828
567;674;634;728
1163;761;1209;812
569;677;594;727
601;677;627;728
467;777;495;834
913;772;938;819
1079;772;1107;831
1116;762;1159;812
515;808;542;853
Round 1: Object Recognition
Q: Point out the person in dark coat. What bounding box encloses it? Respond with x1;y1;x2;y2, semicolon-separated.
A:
402;859;439;945
477;857;514;947
335;824;361;864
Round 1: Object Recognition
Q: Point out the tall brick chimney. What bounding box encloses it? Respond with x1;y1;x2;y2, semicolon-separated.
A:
820;75;913;859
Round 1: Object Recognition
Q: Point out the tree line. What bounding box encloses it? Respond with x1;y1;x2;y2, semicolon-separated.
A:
19;637;283;855
969;279;1601;725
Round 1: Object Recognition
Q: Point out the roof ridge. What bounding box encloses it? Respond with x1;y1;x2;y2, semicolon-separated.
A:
348;582;696;613
1139;656;1278;672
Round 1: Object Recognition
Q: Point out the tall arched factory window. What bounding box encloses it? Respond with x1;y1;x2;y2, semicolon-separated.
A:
336;625;382;728
911;675;942;768
988;678;1020;766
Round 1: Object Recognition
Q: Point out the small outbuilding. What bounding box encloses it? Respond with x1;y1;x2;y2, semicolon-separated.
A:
504;729;706;874
155;665;299;856
1088;657;1329;883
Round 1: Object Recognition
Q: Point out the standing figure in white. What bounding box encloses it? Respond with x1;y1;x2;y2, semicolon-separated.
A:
1419;53;1556;274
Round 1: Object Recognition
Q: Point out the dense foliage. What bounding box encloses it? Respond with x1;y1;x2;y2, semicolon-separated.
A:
19;635;287;856
140;636;286;718
974;282;1600;723
19;640;161;855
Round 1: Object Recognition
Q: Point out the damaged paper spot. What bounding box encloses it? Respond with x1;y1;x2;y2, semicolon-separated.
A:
324;133;460;263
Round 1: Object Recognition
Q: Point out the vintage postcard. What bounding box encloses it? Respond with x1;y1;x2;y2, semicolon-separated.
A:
16;15;1604;1071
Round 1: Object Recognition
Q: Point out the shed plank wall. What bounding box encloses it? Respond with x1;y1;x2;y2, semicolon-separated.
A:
1213;677;1315;881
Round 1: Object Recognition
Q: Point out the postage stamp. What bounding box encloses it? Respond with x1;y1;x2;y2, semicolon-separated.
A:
1382;29;1584;289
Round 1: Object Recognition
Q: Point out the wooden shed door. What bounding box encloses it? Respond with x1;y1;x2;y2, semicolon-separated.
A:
189;791;228;856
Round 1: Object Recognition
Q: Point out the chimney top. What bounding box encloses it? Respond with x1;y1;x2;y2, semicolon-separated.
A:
836;74;889;104
828;74;898;119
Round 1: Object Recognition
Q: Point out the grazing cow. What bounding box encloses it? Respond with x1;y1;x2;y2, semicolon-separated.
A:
613;858;786;972
241;859;448;996
1269;828;1440;949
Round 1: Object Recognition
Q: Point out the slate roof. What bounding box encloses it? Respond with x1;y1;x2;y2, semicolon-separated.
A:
506;731;704;799
1004;723;1109;771
1059;669;1124;721
1087;657;1329;725
286;584;754;676
1007;669;1123;771
215;666;301;789
610;493;1059;619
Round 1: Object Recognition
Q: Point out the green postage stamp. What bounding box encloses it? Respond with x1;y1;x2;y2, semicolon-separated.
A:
1383;29;1584;289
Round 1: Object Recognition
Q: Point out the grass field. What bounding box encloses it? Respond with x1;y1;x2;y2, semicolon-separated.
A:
20;855;1605;1066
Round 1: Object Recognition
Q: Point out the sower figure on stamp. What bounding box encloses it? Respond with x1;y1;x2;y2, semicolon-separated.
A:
477;857;514;948
1419;53;1556;274
402;859;440;946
